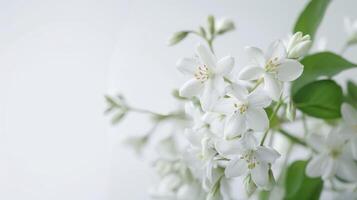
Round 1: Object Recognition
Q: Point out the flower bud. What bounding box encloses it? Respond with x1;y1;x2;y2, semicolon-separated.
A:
286;97;296;122
216;18;235;35
244;174;257;197
263;169;276;191
286;32;312;59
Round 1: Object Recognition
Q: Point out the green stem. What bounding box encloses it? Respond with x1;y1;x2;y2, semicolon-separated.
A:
260;100;283;146
249;78;263;93
278;129;307;147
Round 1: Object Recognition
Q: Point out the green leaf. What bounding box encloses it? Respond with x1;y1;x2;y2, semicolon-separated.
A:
293;80;343;119
168;31;189;46
207;15;215;35
111;112;126;125
285;160;323;200
291;52;357;95
348;80;357;101
293;0;331;39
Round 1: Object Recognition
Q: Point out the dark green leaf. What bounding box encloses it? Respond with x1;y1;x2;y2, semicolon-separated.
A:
168;31;189;46
293;0;331;39
348;80;357;101
291;52;357;95
285;160;323;200
293;80;343;119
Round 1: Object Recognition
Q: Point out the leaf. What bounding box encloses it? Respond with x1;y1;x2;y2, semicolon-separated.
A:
111;112;126;125
293;80;343;119
285;160;323;200
207;15;215;35
291;52;357;95
293;0;331;39
168;31;189;46
348;80;357;101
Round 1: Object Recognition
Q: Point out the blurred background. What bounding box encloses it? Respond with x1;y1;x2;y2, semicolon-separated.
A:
1;0;357;199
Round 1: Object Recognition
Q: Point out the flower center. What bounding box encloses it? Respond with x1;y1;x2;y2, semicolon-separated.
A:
194;64;210;83
240;150;259;169
329;149;341;159
265;57;279;73
234;102;248;114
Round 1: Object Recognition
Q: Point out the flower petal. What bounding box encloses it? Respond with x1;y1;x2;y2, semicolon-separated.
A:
225;159;247;178
215;139;243;158
216;56;234;75
255;146;280;163
196;44;216;69
306;133;325;152
276;59;303;82
306;154;325;178
200;80;218;111
245;46;266;67
212;76;226;96
264;73;282;101
246;107;269;132
321;158;337;180
227;83;248;102
341;103;357;126
251;162;269;187
238;65;264;80
351;138;357;160
247;89;272;108
176;57;197;75
179;78;203;97
224;113;246;139
336;158;357;182
265;40;287;61
212;98;235;115
240;131;258;150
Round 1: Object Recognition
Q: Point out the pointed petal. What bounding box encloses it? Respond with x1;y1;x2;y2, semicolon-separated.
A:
212;76;226;96
341;103;357;126
321;158;337;179
265;40;287;61
306;154;325;178
336;159;357;182
256;146;280;163
215;139;243;158
200;80;217;111
246;107;269;132
251;162;269;187
238;65;264;80
264;74;282;101
306;133;325;152
176;57;197;75
196;44;216;69
245;46;266;67
179;78;203;97
247;89;272;108
240;131;258;150
225;159;248;178
276;59;303;81
227;83;248;102
212;98;235;115
216;56;234;75
351;138;357;160
224;113;246;139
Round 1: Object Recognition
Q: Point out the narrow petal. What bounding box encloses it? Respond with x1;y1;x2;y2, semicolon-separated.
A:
212;76;226;96
224;113;246;139
184;128;201;147
196;44;216;69
336;158;357;182
179;78;203;97
341;103;357;126
276;59;303;82
216;56;234;75
351;138;357;160
264;73;282;101
238;65;264;80
321;158;337;179
176;57;197;75
247;89;272;108
251;162;269;187
245;46;266;67
240;131;258;150
265;40;287;61
225;159;248;178
227;83;248;102
215;139;243;158
306;155;325;178
200;80;217;111
212;98;235;115
255;146;280;163
246;107;269;132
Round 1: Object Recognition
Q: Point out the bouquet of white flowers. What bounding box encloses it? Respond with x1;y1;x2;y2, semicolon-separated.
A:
106;0;357;199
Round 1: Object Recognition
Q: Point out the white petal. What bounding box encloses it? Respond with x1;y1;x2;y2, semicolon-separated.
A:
212;98;235;115
245;46;266;67
255;146;280;163
184;128;201;147
321;158;337;179
246;107;269;132
200;80;217;111
306;133;325;152
264;73;282;101
196;44;216;69
306;155;325;178
344;17;353;35
225;159;247;178
276;59;303;82
251;162;269;187
212;76;226;96
240;131;258;150
265;40;287;61
238;65;264;80
247;89;272;108
224;113;246;139
341;103;357;126
227;83;248;102
351;138;357;160
336;159;357;182
179;78;203;97
215;139;243;158
176;57;197;75
216;56;234;75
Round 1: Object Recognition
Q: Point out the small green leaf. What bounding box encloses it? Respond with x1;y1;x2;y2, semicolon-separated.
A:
293;0;331;39
285;160;323;200
207;15;215;35
348;80;357;101
198;26;207;38
111;112;126;125
293;80;343;119
291;52;357;95
168;31;189;46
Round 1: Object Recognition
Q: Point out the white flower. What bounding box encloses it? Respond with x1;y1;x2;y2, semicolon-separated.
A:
340;103;357;160
306;131;357;181
344;17;357;45
177;44;234;110
238;41;303;100
215;133;280;188
216;18;235;35
213;83;271;139
285;32;312;59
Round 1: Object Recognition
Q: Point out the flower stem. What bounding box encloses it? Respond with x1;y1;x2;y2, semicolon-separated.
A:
260;100;283;146
249;78;263;93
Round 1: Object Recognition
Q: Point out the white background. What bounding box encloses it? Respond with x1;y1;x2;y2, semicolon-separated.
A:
1;0;357;199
